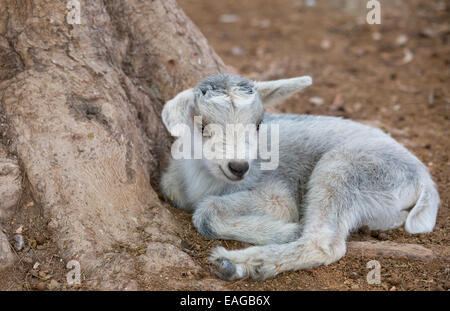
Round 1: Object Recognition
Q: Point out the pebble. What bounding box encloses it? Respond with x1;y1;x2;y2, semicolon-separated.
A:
231;46;245;55
11;234;25;251
35;282;47;291
396;34;409;46
428;91;435;105
320;39;331;51
250;18;271;28
372;32;382;41
309;97;325;106
219;14;239;24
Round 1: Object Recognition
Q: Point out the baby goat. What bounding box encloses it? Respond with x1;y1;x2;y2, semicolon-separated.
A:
160;73;440;281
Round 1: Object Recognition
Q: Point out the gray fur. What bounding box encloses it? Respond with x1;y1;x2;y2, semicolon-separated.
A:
160;73;440;281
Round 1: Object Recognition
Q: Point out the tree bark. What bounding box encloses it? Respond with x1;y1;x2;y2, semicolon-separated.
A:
0;0;227;289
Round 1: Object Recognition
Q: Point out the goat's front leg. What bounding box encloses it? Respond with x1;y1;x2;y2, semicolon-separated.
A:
192;181;301;245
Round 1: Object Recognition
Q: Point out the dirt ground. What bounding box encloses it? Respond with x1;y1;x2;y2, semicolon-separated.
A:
0;0;448;291
170;0;449;290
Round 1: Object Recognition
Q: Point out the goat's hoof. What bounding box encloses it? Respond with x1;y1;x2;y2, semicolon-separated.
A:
212;258;237;281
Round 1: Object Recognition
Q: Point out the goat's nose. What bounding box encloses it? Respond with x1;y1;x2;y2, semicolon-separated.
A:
228;161;249;178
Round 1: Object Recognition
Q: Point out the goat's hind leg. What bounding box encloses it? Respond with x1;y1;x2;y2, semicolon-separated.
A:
193;180;301;245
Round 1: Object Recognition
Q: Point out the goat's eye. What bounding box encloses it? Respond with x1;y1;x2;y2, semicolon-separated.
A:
241;87;253;94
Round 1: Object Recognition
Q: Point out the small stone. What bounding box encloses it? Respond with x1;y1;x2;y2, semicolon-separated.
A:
35;282;47;291
231;46;245;56
11;234;25;251
320;39;331;51
353;102;363;112
219;14;239;24
372;32;382;41
250;18;271;29
396;34;409;46
428;92;435;106
309;97;325;106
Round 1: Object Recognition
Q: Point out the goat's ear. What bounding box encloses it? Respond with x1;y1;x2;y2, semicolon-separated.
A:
162;88;195;137
255;76;312;106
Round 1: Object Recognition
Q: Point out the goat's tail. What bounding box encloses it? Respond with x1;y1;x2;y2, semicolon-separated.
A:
405;179;440;234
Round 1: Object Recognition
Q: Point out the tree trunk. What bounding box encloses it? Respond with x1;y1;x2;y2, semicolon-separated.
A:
0;0;227;290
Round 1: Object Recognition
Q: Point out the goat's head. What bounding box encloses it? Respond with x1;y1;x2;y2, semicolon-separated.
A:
162;73;312;183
